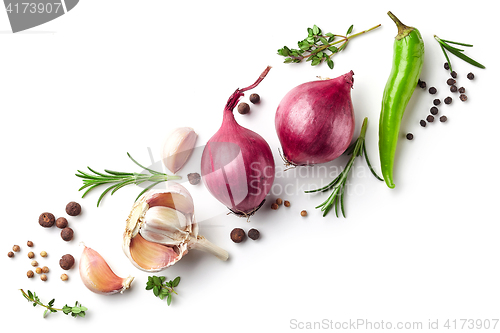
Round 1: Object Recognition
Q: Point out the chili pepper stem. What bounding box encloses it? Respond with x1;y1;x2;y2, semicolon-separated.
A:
387;11;413;40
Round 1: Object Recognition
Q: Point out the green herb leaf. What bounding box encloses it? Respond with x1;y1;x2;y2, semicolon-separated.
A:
20;289;87;319
304;118;383;217
146;275;181;305
76;153;182;207
277;24;380;69
172;276;181;287
434;35;485;71
346;24;354;35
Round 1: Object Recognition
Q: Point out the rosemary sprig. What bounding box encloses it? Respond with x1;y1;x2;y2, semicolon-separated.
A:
20;289;87;318
278;23;381;69
146;275;181;306
76;152;181;207
304;117;383;217
434;35;485;72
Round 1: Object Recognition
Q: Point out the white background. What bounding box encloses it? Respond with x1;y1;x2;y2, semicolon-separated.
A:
1;0;499;332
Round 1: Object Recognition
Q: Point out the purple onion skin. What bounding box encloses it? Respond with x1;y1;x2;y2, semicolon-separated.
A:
201;67;275;216
275;70;355;166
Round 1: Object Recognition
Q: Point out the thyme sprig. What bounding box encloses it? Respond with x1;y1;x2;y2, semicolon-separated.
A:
305;118;383;217
20;289;87;318
434;35;485;72
278;23;381;69
146;275;181;306
76;152;181;207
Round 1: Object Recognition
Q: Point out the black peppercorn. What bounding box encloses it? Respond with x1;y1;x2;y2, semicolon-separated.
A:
433;99;441;106
187;173;201;185
237;102;250;114
56;217;68;229
406;133;414;140
38;212;55;228
429;87;437;94
467;72;475;80
444;62;450;70
248;228;260;240
59;254;75;270
61;227;74;241
444;97;452;104
440;116;448;122
458;87;465;94
249;93;260;104
419;120;427;127
450;71;457;78
430;106;438;115
460;94;468;101
446;78;456;86
230;228;246;243
418;79;426;89
450;85;457;93
426;115;435;123
66;202;81;216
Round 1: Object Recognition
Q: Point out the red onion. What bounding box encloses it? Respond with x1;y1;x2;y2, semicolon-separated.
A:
201;67;275;217
275;70;355;166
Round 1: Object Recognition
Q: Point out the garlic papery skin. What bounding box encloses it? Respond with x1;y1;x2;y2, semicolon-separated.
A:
161;127;197;174
79;245;134;295
123;182;228;272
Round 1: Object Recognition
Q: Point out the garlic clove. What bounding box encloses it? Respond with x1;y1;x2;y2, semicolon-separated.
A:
79;245;134;295
140;206;190;245
161;127;197;174
128;234;185;271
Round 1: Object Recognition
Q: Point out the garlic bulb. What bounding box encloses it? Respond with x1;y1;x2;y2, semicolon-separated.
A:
79;245;134;295
161;127;197;174
123;182;228;272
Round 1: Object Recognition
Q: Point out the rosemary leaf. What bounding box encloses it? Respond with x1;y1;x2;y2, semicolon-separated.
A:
305;118;383;217
76;153;181;207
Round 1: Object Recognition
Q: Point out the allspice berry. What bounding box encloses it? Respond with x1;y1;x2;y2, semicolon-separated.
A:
300;210;307;217
271;203;279;210
61;274;68;281
59;254;75;270
27;241;34;247
12;245;20;252
61;227;74;241
40;274;47;281
249;93;260;104
237;102;250;114
248;228;260;240
284;200;291;207
39;212;55;228
27;270;34;278
28;251;35;259
65;201;81;216
187;173;201;185
230;228;246;243
7;251;14;258
56;217;68;229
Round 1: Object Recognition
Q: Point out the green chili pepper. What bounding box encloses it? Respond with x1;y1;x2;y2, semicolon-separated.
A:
379;11;424;188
